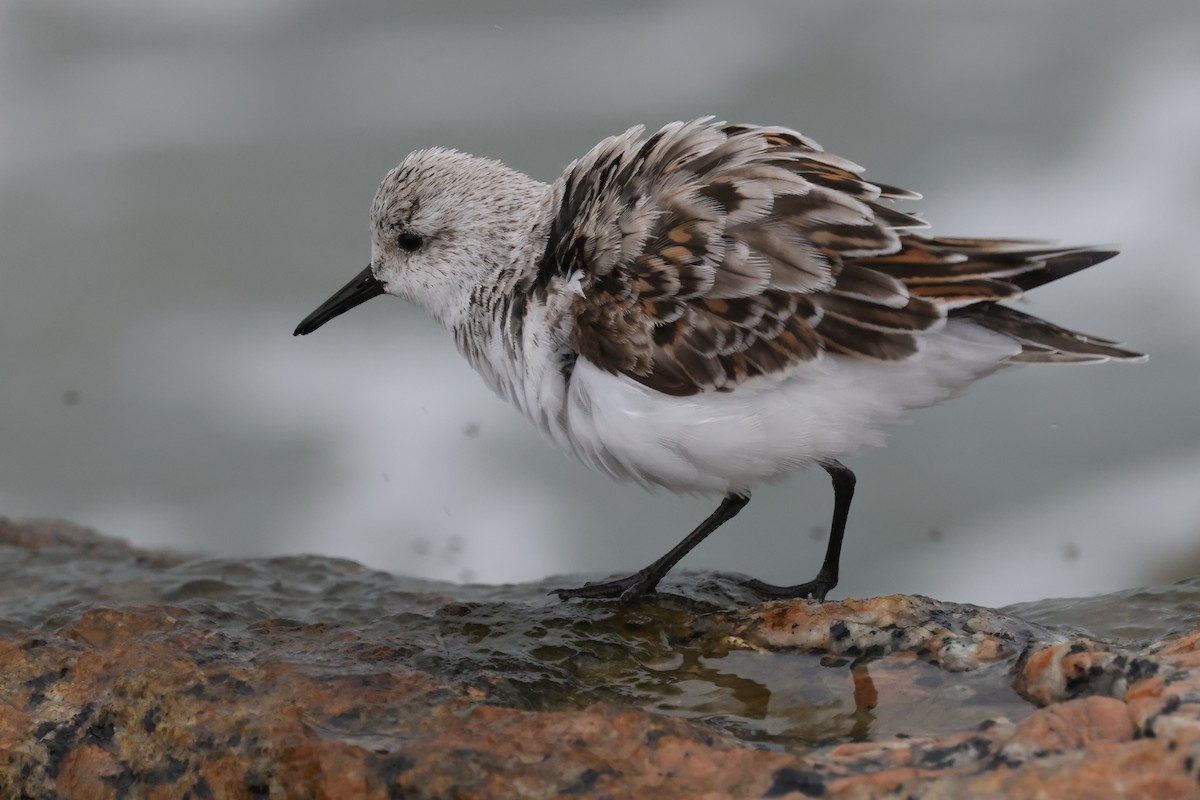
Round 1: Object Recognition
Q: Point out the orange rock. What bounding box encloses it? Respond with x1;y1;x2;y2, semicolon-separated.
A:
63;606;188;649
1003;696;1134;754
54;745;125;800
2;518;1200;799
1158;626;1200;656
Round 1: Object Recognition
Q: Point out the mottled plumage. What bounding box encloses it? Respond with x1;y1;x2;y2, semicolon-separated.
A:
295;118;1143;602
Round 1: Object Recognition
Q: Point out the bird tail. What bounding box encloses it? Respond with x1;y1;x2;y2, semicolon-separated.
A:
859;235;1145;363
958;303;1145;363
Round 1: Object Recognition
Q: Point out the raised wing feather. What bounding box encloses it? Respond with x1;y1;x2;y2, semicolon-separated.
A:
539;119;1139;396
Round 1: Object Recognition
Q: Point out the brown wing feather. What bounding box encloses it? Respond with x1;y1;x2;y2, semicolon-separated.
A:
544;119;1140;396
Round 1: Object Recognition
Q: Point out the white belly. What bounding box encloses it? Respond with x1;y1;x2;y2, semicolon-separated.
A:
558;319;1020;495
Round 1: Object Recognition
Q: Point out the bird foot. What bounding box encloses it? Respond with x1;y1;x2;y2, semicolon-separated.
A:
552;570;661;603
742;575;837;602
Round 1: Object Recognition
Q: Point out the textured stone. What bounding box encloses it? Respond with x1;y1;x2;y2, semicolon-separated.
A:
2;517;1200;798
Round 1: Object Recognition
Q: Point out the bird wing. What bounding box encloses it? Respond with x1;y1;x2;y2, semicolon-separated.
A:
538;119;1137;396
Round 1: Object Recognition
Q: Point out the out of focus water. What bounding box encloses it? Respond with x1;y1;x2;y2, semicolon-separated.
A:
2;0;1198;607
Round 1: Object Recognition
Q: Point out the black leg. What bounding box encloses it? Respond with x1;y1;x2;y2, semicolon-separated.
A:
553;493;750;603
743;460;856;601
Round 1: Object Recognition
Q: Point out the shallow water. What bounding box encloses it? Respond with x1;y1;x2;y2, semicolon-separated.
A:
12;528;1191;750
1003;577;1200;644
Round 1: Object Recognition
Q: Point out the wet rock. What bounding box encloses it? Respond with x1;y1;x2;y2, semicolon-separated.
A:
2;517;1200;798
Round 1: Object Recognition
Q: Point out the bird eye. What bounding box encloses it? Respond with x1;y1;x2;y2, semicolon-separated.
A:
397;232;423;252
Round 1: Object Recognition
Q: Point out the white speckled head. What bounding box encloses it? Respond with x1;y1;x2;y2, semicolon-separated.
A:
368;148;547;327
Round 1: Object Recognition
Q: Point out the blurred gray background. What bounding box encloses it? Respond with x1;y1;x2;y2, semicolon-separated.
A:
2;0;1197;607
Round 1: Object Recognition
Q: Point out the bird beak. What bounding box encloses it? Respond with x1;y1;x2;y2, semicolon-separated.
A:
293;266;386;336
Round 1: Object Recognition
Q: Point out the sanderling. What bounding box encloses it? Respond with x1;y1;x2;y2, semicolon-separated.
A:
294;118;1143;602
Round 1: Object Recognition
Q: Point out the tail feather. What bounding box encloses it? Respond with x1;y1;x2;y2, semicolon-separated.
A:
862;236;1118;289
959;304;1146;363
1008;247;1120;292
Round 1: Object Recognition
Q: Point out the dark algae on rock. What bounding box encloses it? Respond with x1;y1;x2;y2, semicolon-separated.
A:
2;518;1199;798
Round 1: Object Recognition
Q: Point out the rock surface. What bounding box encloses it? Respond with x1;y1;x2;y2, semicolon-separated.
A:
2;517;1199;798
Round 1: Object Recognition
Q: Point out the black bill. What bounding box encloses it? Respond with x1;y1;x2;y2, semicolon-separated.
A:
293;266;386;336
